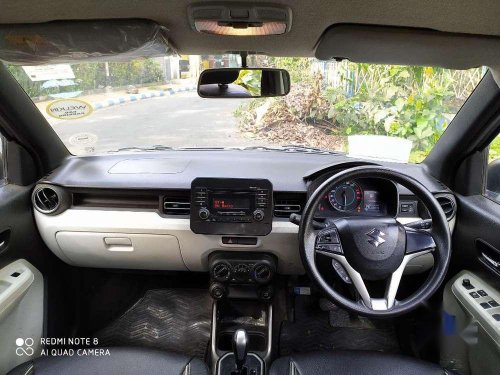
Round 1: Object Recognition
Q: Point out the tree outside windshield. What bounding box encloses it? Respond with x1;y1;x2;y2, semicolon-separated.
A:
5;55;484;162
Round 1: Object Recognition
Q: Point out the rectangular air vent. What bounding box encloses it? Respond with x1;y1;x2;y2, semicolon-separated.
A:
72;191;158;209
163;191;191;215
274;193;306;218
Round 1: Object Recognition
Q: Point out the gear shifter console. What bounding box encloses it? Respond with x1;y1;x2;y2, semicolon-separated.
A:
233;329;248;374
217;327;263;375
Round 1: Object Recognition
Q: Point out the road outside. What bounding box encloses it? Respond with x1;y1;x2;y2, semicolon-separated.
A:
49;92;265;155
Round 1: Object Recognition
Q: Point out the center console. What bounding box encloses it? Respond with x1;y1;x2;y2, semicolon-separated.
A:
208;252;276;375
190;178;273;236
192;178;275;374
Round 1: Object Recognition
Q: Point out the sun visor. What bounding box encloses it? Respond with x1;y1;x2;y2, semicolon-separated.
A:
0;19;176;65
315;25;500;69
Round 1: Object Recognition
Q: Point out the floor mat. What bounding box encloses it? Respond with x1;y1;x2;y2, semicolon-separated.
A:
94;289;212;358
279;297;400;356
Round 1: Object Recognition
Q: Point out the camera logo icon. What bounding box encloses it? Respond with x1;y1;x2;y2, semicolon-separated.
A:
16;338;34;356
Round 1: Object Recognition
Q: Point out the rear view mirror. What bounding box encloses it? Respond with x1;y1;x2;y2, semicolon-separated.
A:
198;68;290;98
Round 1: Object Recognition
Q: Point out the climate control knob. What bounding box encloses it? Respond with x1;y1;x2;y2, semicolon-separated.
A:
253;209;265;222
253;263;273;284
212;262;231;282
198;208;210;220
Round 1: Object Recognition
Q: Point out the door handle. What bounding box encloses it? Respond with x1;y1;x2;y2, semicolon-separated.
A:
482;252;500;268
0;229;10;253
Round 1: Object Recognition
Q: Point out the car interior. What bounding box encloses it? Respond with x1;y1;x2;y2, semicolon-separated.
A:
1;1;500;375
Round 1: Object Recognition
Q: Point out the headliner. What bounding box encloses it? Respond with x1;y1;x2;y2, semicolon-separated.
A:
1;0;500;57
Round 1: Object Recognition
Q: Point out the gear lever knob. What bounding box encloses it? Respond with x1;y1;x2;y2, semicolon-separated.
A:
232;329;248;372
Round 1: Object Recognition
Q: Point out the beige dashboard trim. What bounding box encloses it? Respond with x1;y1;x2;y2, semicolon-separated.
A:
34;209;304;274
34;209;444;274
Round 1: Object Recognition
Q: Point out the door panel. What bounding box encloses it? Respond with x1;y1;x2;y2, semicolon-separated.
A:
0;184;49;373
0;259;43;374
453;194;500;277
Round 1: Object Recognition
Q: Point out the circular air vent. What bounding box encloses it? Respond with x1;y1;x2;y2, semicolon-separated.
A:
436;195;456;221
32;186;60;214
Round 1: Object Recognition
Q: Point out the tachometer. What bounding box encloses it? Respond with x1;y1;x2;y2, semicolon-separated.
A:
328;181;363;212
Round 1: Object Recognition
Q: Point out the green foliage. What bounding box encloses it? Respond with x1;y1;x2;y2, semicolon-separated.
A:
234;70;262;96
6;65;44;97
489;136;500;163
5;58;164;98
235;58;483;162
325;64;456;153
267;57;315;84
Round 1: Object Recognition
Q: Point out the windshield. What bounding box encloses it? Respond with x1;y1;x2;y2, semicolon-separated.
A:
5;55;485;162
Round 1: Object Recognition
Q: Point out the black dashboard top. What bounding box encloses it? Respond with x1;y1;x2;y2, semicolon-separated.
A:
43;150;448;193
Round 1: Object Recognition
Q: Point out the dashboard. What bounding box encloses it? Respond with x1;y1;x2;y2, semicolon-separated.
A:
30;150;456;275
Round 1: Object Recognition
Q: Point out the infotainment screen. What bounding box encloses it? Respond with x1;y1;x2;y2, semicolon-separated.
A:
212;196;251;210
191;177;273;236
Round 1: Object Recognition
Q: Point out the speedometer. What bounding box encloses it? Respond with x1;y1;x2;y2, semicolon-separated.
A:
328;181;363;212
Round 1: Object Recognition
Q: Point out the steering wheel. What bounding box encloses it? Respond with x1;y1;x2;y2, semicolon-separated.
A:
299;166;451;317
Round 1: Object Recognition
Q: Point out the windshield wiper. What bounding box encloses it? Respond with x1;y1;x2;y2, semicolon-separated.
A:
237;145;343;155
108;145;174;153
281;144;342;154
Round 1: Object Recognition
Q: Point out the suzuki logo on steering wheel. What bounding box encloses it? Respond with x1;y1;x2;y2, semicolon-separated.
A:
366;228;386;247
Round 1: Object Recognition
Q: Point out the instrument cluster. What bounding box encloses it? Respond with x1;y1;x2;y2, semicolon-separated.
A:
314;178;398;218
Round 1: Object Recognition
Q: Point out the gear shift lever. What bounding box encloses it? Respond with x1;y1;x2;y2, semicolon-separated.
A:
232;329;248;374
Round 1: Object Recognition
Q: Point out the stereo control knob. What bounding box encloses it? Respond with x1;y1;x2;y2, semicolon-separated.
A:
253;209;265;222
198;208;210;220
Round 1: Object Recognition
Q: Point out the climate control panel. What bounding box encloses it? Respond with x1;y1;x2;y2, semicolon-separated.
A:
208;252;276;301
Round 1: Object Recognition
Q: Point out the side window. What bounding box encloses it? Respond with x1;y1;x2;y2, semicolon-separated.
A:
486;134;500;203
0;135;7;186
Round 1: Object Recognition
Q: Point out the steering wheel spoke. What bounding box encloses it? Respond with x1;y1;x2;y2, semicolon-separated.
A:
326;250;432;311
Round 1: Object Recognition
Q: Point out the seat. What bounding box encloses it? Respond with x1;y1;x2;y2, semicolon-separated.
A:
8;347;208;375
269;350;454;375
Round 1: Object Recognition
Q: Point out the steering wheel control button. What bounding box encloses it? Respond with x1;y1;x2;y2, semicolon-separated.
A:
405;229;436;254
477;289;488;297
317;229;339;244
332;260;352;284
469;291;480;298
315;228;342;254
316;244;343;254
462;279;474;290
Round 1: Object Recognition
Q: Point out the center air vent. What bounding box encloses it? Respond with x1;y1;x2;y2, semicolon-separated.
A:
163;192;190;215
274;193;306;218
33;186;60;214
436;195;456;220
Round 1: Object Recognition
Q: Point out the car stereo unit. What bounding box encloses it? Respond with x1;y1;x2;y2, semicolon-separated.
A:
190;178;273;235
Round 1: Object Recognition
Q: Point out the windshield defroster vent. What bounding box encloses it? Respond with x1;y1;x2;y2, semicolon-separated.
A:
274;193;306;218
163;191;191;215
